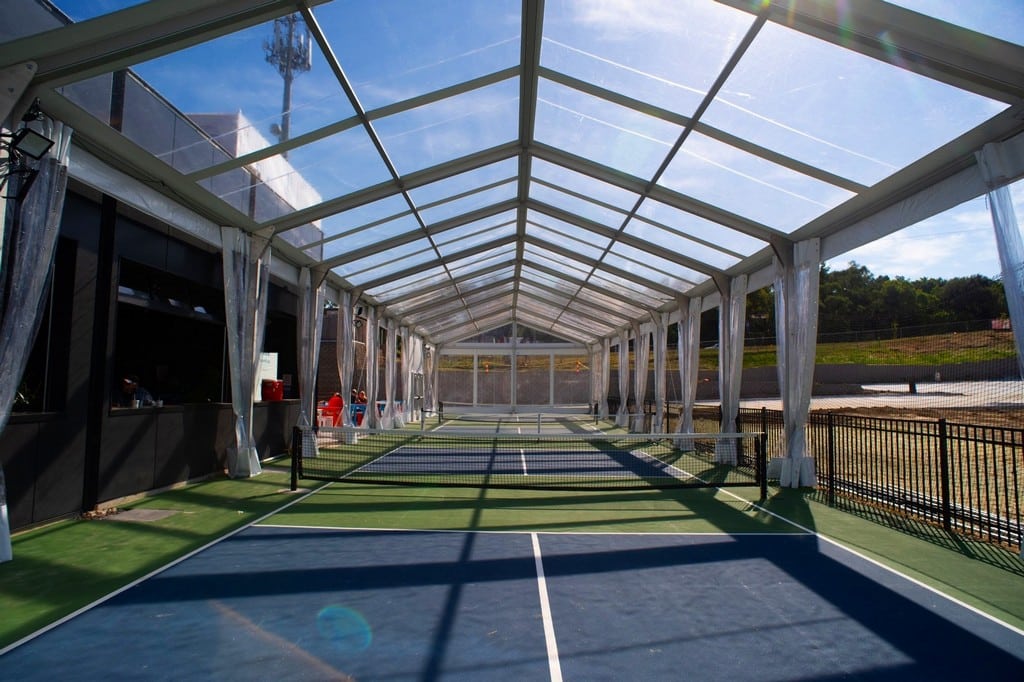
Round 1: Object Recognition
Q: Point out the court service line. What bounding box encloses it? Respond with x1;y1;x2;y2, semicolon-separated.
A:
531;532;563;682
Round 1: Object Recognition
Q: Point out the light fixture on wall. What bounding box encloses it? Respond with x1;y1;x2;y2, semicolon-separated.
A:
1;100;56;203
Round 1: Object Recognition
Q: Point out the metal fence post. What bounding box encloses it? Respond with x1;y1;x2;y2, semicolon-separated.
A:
938;418;951;532
827;412;836;507
290;425;301;491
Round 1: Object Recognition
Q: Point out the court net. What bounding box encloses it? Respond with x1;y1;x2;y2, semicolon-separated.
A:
293;426;767;491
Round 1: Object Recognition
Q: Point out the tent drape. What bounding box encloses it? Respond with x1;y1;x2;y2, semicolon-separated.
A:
976;145;1024;380
382;319;399;428
296;267;324;458
600;337;610;420
775;239;821;488
653;313;668;433
337;291;355;427
632;321;651;432
424;344;436;416
615;331;629;428
403;330;423;423
220;225;270;478
675;297;702;437
363;306;379;429
0;121;72;564
717;275;747;465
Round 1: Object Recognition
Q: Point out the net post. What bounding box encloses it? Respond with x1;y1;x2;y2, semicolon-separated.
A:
290;425;301;491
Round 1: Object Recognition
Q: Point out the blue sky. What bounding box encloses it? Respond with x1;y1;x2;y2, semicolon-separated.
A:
49;0;1024;283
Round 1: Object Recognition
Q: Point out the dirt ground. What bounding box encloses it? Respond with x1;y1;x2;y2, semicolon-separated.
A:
819;405;1024;428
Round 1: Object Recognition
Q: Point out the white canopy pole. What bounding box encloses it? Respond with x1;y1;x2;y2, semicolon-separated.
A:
776;239;821;488
220;225;271;478
653;313;668;433
296;267;324;459
296;267;324;428
600;337;611;420
717;275;747;465
632;321;651;432
337;291;355;427
382;319;398;428
615;329;630;428
675;297;702;440
363;306;379;429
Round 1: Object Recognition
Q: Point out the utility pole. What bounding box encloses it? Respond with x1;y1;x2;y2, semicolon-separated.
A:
264;13;312;156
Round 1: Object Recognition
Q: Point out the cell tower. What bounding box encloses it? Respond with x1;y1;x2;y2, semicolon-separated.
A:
264;13;312;154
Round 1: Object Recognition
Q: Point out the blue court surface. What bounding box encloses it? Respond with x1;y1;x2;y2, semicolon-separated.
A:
1;526;1022;680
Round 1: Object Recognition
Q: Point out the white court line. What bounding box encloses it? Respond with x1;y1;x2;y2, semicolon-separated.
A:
531;532;563;682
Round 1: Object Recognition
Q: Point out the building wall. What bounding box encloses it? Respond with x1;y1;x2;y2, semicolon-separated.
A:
1;189;300;532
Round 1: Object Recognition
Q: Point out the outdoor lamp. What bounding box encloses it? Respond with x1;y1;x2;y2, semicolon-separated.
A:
10;127;54;159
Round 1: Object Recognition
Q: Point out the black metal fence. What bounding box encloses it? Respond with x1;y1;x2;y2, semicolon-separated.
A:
706;406;1022;551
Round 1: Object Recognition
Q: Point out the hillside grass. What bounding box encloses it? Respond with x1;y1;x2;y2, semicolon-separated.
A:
438;330;1017;371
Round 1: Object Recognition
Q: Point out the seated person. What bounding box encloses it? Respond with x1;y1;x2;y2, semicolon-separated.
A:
325;392;344;426
356;390;367;404
115;374;154;407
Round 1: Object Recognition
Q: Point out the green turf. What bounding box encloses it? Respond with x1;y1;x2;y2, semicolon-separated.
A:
0;470;308;649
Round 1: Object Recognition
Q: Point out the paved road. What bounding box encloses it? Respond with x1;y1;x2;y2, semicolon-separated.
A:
726;380;1024;412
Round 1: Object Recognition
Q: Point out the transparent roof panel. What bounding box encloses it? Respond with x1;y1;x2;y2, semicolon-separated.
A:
436;222;516;257
339;238;436;280
535;78;681;179
373;78;520;175
529;181;626;229
527;209;612;249
56;0;145;22
419;179;517;226
706;17;1010;188
526;224;605;261
316;211;420;263
313;0;520;111
213;126;392;223
604;243;700;290
886;2;1024;48
531;158;639;211
409;157;518;206
113;16;356;161
433;213;517;245
623;217;737;273
541;0;753;119
635;198;766;257
661;130;855;232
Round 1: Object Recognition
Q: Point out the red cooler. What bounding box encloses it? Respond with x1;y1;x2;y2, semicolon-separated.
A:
261;379;284;401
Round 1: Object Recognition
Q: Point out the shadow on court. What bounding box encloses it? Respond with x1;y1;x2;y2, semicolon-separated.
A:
1;527;1021;680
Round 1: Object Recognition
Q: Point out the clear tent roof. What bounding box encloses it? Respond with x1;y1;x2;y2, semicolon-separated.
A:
2;0;1022;346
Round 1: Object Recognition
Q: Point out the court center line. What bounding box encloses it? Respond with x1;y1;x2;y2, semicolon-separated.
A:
531;532;563;682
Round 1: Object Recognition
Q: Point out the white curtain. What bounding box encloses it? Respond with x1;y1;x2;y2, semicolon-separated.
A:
424;344;436;416
775;239;821;488
632;321;651;432
403;331;423;423
976;145;1024;380
615;330;630;427
587;343;600;416
600;337;610;420
675;297;702;437
220;225;271;478
336;291;355;427
296;268;324;459
0;121;72;563
363;306;379;429
653;313;668;433
717;275;747;465
382;319;398;428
